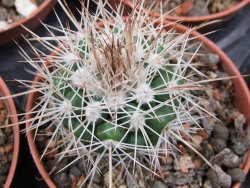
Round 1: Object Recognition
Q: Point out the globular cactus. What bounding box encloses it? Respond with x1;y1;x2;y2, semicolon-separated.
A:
22;0;213;187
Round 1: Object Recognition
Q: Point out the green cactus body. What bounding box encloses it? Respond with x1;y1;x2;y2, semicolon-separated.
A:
96;122;127;142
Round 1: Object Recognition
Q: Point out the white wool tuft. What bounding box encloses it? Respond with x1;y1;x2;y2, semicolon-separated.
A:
15;0;38;17
147;53;164;69
134;83;154;104
70;67;92;88
130;111;145;130
85;102;102;123
60;101;72;115
62;52;78;65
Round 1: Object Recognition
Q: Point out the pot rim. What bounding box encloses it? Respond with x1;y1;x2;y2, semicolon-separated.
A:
25;19;250;188
0;77;20;188
123;0;250;23
0;0;54;33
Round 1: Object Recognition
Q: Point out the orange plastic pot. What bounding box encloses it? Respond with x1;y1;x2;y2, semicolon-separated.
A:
110;0;250;26
0;0;55;46
0;77;20;188
25;20;250;187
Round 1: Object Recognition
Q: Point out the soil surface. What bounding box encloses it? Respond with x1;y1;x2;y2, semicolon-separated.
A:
145;0;241;17
0;0;44;30
0;101;14;187
34;44;250;188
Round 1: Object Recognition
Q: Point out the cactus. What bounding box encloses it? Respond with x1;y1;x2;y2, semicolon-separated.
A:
18;0;216;187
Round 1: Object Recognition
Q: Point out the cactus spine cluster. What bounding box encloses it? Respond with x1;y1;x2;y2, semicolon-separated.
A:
22;0;213;187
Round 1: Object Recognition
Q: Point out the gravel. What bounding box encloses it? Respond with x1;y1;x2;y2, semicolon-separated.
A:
164;171;194;186
207;165;231;188
227;168;246;182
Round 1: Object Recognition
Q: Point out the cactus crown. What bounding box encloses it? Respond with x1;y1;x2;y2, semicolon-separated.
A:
20;0;214;186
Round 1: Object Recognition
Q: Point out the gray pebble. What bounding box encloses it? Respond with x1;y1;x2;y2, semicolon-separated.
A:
213;125;229;141
0;163;10;176
78;161;85;172
164;171;193;186
211;138;227;153
1;0;15;8
208;53;220;65
234;114;247;136
190;182;200;188
203;180;212;188
0;7;8;21
207;165;231;188
55;159;69;173
69;166;81;179
150;181;167;188
92;171;102;184
212;148;241;168
0;134;5;146
201;141;214;159
227;168;246;182
7;135;14;143
0;175;7;185
52;172;71;188
232;140;249;156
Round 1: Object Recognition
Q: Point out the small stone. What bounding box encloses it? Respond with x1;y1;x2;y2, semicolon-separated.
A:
213;125;229;141
0;134;5;146
77;161;85;172
52;172;71;188
69;166;82;179
15;0;38;17
208;53;220;65
0;162;10;176
179;155;194;173
213;89;224;101
0;7;8;21
1;0;15;7
190;183;199;188
203;180;212;188
211;138;227;153
234;114;247;136
212;148;241;168
0;175;7;185
92;171;102;184
164;172;193;186
55;159;68;173
232;140;249;156
150;181;167;188
201;141;214;159
207;165;231;188
192;135;203;148
4;143;14;153
227;168;246;182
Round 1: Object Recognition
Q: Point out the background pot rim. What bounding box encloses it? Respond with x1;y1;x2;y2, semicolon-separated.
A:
25;19;250;188
0;77;20;188
123;0;250;23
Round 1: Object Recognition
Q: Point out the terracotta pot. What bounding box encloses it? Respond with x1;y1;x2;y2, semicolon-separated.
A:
25;20;250;187
0;0;55;46
110;0;250;26
0;77;20;188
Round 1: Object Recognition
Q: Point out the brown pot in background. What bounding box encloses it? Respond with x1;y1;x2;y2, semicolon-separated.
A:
109;0;250;28
25;19;250;187
0;77;20;188
0;0;55;46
